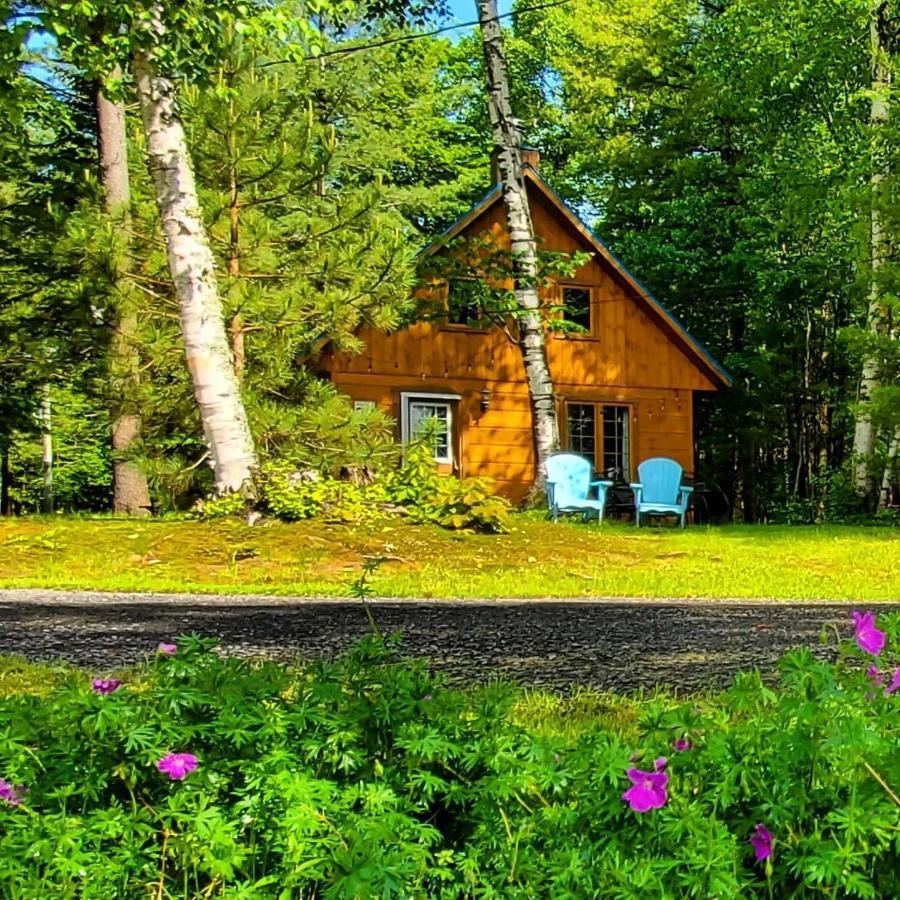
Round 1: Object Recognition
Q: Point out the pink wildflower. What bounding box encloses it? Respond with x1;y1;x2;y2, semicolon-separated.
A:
0;779;25;806
750;824;773;861
622;757;669;813
852;612;885;656
157;753;198;781
91;678;122;695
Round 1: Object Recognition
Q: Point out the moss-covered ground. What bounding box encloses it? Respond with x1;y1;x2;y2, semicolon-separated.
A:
0;514;896;600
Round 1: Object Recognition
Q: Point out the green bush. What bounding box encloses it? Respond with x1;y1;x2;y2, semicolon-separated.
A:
1;615;898;897
258;461;387;523
192;491;250;520
198;446;513;533
384;443;512;533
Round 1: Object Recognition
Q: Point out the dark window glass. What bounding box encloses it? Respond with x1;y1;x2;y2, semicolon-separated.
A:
409;401;451;462
566;403;596;470
602;405;630;479
562;286;592;332
447;279;484;327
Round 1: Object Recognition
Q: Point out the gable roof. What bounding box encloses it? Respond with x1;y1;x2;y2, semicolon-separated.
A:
422;166;732;389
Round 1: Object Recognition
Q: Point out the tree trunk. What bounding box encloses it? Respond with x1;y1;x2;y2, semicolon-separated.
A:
132;15;257;495
97;74;152;515
476;0;559;491
1;446;11;516
227;119;246;384
879;424;900;510
41;386;53;514
853;3;891;506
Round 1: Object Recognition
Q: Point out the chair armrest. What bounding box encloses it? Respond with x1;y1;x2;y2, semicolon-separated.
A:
680;485;694;495
629;483;643;504
629;483;643;490
590;480;613;500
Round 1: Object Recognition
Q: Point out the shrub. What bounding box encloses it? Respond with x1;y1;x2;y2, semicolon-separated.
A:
384;443;512;533
259;461;386;523
192;491;249;520
0;615;898;897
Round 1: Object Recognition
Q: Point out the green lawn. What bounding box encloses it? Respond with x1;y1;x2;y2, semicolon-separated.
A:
1;514;897;600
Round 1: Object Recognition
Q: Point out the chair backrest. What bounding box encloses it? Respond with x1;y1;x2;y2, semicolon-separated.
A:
545;453;591;507
637;457;683;503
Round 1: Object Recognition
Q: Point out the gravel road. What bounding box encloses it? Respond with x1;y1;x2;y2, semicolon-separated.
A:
0;590;896;692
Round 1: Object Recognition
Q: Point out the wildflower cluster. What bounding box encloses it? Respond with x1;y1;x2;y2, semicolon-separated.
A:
615;610;898;874
0;618;896;896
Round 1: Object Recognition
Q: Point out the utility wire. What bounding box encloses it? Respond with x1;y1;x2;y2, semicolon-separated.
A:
258;0;572;67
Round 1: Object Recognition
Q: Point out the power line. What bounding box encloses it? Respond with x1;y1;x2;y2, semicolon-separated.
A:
258;0;571;68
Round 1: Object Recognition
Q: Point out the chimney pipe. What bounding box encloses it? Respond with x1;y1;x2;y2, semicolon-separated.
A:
490;146;540;183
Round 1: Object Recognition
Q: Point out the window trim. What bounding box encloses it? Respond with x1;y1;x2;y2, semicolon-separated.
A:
558;282;598;339
400;391;462;465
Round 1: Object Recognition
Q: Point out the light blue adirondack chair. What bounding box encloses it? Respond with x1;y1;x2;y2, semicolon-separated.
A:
630;457;693;527
546;453;614;523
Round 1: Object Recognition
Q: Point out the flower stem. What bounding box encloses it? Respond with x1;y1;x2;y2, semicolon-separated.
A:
864;761;900;807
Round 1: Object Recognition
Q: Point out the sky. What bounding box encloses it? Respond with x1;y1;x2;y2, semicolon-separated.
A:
446;0;515;27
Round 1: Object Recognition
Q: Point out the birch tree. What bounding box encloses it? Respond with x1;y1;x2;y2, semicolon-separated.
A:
852;0;892;507
476;0;559;489
131;7;257;495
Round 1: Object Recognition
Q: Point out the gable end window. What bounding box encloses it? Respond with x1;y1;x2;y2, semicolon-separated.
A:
400;392;461;464
561;285;594;335
446;278;486;329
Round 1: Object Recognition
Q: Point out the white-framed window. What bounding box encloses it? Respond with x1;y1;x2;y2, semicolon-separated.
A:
400;392;461;464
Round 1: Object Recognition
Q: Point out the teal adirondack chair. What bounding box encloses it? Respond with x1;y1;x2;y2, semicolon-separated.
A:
630;457;693;527
546;453;614;523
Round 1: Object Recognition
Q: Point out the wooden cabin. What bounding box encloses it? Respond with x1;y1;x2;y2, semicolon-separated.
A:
319;152;730;501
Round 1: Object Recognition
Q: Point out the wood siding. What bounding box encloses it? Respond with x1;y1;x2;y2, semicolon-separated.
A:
320;178;719;501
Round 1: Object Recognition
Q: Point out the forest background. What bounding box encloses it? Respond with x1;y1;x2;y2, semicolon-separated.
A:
1;0;898;524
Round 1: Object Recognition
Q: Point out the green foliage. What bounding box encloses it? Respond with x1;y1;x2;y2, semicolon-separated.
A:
384;443;512;532
259;462;387;523
407;473;512;533
254;445;511;532
6;385;112;513
503;0;899;519
192;491;249;521
1;619;898;895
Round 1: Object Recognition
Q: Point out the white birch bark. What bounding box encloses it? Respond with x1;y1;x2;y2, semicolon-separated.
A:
853;3;890;503
476;0;559;489
879;424;899;510
41;386;53;514
131;10;257;494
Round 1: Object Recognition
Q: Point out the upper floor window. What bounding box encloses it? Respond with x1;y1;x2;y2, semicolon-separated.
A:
446;278;486;329
561;285;593;335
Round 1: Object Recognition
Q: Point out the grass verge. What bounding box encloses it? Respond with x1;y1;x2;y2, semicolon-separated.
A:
0;514;898;600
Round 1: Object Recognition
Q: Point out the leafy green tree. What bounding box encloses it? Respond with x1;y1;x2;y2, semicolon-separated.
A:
508;0;899;520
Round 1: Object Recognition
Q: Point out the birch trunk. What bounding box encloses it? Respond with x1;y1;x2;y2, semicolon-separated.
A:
132;17;257;494
853;3;891;505
41;386;53;514
879;424;900;510
1;447;11;516
476;0;559;489
97;74;152;515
